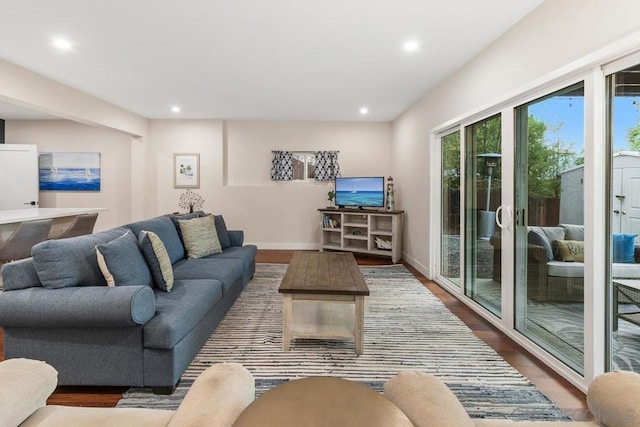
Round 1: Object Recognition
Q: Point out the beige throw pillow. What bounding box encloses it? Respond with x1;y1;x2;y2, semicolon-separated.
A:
556;240;585;262
179;215;222;259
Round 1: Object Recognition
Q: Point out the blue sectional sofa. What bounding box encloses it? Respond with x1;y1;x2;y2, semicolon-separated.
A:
0;212;257;392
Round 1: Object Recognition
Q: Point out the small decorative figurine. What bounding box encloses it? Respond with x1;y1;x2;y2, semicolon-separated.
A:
386;176;395;211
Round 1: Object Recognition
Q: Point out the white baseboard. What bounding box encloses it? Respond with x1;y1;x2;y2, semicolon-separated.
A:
402;252;430;279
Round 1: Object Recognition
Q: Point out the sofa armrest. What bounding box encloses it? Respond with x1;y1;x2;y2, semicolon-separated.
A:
229;230;244;247
528;243;548;263
587;370;640;427
383;371;473;427
167;362;255;427
0;359;58;427
0;286;155;328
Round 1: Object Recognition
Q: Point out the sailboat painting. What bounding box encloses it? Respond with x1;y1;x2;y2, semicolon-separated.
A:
39;152;101;191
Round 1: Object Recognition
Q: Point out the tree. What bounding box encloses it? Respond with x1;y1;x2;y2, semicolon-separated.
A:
440;114;581;199
526;116;579;198
627;102;640;150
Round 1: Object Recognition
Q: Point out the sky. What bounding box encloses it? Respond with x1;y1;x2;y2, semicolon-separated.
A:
528;95;639;154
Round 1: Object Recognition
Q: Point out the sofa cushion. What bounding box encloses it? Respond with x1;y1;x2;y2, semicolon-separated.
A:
528;226;565;262
96;231;152;287
126;216;185;264
139;231;174;292
179;215;222;259
613;233;637;264
31;226;129;289
214;215;232;249
209;245;258;270
169;211;205;243
144;279;223;349
561;223;584;241
547;261;583;278
172;258;244;295
556;240;585;262
613;263;640;279
547;261;640;279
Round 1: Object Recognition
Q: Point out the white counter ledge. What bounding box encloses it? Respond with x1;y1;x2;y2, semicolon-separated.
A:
0;208;108;225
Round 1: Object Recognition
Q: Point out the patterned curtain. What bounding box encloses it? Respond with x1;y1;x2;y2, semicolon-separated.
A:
314;151;341;181
271;151;293;181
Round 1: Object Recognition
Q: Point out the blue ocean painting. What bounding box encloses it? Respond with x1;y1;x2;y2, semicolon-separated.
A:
39;152;101;191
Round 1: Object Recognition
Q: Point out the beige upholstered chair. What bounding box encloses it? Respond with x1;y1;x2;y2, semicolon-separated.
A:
0;219;53;265
50;213;98;239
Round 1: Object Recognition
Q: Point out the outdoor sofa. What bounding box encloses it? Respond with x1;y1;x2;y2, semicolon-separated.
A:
0;212;256;391
491;224;640;302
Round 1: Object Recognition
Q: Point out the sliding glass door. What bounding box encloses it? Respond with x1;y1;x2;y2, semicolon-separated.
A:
606;63;640;372
514;82;586;374
464;114;502;317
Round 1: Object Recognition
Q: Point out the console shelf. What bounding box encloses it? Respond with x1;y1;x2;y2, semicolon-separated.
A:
319;209;404;263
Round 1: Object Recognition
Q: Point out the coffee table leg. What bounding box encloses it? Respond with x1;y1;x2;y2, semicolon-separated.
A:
355;295;364;355
283;294;292;351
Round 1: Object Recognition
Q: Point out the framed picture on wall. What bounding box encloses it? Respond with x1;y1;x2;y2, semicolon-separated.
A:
39;152;101;191
174;153;200;188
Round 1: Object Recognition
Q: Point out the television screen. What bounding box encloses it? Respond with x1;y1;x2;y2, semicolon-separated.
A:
335;177;385;208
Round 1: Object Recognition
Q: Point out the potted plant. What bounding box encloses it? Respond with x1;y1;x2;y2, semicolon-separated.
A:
327;190;336;209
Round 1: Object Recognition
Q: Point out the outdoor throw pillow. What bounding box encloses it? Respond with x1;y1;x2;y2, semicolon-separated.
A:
96;231;152;287
556;240;585;262
179;215;222;259
612;233;637;264
139;230;174;292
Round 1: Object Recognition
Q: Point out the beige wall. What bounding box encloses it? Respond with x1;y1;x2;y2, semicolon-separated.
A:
3;118;391;247
6;120;133;231
392;0;640;275
149;120;392;248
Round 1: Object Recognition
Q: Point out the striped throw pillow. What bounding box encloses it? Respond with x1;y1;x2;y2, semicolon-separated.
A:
179;215;222;259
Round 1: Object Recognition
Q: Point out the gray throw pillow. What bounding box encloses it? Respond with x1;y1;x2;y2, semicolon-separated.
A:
126;216;185;264
528;226;566;262
138;230;174;292
214;215;231;249
96;231;152;287
561;224;584;241
179;215;222;259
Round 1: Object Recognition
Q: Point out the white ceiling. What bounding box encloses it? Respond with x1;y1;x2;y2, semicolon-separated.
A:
0;0;542;121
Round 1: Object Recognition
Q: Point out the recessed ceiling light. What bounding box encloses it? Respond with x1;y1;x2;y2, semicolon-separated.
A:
171;105;181;113
359;107;369;115
52;37;73;51
403;39;419;53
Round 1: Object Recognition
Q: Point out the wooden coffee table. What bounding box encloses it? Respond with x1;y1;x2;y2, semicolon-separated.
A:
278;252;369;354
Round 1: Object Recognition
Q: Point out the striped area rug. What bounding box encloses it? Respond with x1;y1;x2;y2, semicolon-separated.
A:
118;264;569;421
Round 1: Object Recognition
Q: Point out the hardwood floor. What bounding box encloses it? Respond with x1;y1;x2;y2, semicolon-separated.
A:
0;249;591;420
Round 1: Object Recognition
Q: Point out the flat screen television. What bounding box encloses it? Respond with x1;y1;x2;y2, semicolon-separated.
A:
335;176;385;208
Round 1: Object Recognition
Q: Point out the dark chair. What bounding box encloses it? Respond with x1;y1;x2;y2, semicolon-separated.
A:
0;219;53;264
51;213;98;239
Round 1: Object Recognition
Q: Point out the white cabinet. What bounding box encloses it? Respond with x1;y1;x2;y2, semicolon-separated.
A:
319;209;404;263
